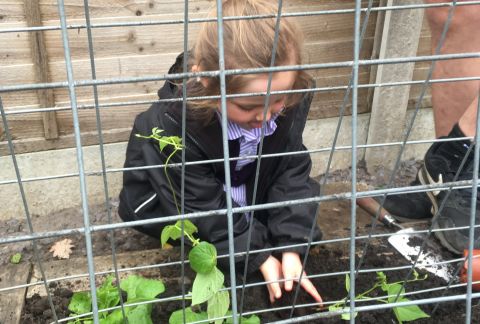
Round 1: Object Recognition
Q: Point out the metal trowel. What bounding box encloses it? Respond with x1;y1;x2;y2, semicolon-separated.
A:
356;197;453;281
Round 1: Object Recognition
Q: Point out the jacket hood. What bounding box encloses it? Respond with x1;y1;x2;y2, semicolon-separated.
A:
157;52;189;99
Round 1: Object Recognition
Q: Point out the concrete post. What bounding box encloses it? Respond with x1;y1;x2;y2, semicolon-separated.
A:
364;0;424;175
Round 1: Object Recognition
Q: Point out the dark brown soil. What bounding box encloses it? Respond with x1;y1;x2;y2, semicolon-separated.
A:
16;160;480;323
0;199;160;266
21;242;480;323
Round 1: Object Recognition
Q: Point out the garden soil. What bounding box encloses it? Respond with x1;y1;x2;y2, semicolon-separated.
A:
5;160;480;323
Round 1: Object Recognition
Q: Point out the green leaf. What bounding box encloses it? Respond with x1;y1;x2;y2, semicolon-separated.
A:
152;127;163;136
174;220;198;237
341;310;358;321
189;241;217;274
224;312;260;324
207;289;230;324
96;276;120;317
102;309;129;324
240;315;261;324
120;275;165;302
103;303;153;324
345;274;350;293
387;283;405;302
412;270;419;280
126;304;153;324
161;220;197;247
161;225;180;247
171;136;182;145
68;291;91;315
393;297;430;322
159;140;168;152
328;305;357;321
191;267;224;306
169;308;208;324
10;253;22;264
341;308;357;321
376;271;387;282
377;271;389;292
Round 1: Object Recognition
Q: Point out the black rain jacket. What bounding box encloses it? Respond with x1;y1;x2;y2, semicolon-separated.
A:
118;55;322;273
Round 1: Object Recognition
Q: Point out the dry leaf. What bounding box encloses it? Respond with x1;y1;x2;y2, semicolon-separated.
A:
49;238;74;259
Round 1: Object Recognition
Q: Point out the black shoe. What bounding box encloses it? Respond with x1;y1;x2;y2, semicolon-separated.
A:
378;177;433;223
418;139;480;254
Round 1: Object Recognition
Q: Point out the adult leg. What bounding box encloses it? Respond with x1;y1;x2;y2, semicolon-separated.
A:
381;2;480;227
425;0;480;137
459;95;480;137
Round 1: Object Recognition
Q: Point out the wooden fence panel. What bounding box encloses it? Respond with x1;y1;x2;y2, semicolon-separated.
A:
0;0;435;156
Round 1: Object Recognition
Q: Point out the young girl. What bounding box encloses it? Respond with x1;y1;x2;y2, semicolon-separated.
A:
119;0;322;304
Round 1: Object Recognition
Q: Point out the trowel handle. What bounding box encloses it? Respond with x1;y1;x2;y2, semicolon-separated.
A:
356;197;397;227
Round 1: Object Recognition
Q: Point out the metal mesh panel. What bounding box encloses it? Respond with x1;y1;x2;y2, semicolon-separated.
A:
1;1;480;323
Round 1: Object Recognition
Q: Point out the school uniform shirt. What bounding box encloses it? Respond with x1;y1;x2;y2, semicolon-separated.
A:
118;53;322;274
224;114;278;215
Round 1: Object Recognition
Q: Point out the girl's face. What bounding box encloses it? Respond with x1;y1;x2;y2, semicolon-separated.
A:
219;70;297;129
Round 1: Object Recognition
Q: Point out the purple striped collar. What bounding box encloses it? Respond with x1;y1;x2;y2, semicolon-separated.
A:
225;116;278;141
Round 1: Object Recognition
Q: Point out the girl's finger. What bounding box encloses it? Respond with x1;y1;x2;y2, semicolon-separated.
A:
284;273;294;291
300;276;323;304
268;287;275;303
268;282;282;303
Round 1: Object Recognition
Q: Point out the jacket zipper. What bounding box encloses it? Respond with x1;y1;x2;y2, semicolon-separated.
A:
165;112;206;154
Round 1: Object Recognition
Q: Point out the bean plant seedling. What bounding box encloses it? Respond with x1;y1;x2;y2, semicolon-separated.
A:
136;127;183;214
10;252;22;264
67;275;165;324
140;128;260;323
162;220;259;324
328;271;430;323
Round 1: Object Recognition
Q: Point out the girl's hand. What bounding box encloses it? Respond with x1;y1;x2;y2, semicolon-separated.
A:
259;255;283;303
282;252;323;304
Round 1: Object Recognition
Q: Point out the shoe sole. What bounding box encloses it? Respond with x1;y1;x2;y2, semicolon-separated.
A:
418;165;462;254
389;213;431;223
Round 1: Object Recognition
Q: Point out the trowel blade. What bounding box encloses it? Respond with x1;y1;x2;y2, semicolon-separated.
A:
388;228;453;282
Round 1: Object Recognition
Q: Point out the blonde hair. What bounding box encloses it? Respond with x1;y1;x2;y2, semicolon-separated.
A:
186;0;311;121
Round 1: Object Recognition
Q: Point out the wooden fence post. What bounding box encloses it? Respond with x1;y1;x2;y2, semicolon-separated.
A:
24;0;59;140
364;0;424;175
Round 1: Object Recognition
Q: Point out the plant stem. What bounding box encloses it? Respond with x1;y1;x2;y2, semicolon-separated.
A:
174;224;199;246
164;148;181;214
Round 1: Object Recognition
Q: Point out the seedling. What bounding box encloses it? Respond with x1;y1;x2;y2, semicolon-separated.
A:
67;274;165;323
328;271;430;323
163;220;259;324
10;252;22;264
136;127;183;214
139;129;260;323
169;308;261;324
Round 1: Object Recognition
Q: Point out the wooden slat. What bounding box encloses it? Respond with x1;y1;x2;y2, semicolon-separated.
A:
1;36;375;107
1;0;377;23
0;1;379;64
0;127;132;156
0;64;371;142
0;262;31;324
0;1;25;23
0;112;45;144
24;0;58;139
3;35;376;85
0;22;31;65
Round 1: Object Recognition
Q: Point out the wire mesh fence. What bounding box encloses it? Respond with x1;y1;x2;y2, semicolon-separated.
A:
1;0;480;323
